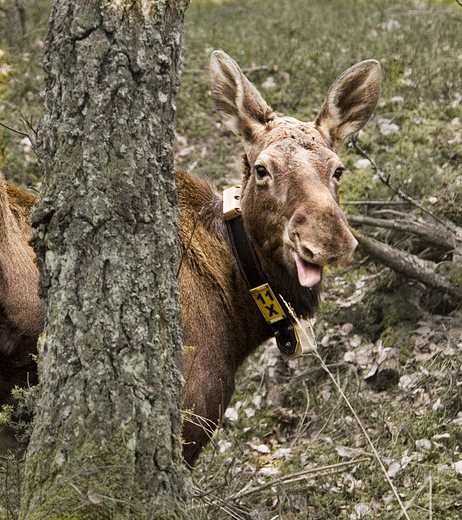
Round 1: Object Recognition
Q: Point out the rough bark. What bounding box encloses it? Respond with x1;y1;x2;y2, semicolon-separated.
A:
20;1;190;519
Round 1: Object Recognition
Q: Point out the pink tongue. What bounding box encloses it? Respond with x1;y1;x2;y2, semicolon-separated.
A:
293;252;322;288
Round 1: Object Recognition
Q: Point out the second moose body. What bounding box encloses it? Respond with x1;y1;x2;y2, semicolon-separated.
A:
0;51;381;466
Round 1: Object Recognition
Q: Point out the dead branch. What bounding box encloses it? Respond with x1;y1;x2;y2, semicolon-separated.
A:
350;137;457;234
0;120;30;138
373;209;417;219
19;111;37;139
352;229;462;302
225;458;369;501
348;214;461;252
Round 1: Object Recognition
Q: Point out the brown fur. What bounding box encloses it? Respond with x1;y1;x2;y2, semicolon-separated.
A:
0;175;43;451
0;52;381;466
180;52;380;466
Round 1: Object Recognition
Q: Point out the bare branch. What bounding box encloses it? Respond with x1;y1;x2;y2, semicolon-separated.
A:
0;120;30;138
350;137;458;234
19;111;38;139
225;458;369;501
374;209;417;219
348;214;461;251
352;229;462;302
342;200;411;206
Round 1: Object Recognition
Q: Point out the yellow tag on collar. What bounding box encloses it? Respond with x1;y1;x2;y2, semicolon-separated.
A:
249;283;286;324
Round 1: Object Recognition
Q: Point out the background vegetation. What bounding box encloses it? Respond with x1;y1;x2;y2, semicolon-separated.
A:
1;0;462;518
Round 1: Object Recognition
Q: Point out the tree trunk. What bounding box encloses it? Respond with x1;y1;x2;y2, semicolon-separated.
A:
20;1;190;518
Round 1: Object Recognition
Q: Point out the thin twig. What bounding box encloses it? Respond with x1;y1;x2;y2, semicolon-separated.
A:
395;475;432;520
456;0;462;7
283;304;412;520
181;409;217;436
19;110;38;138
429;472;433;520
191;486;250;519
347;213;460;251
68;483;84;498
374;209;417;219
226;458;369;501
0;120;30;138
27;185;40;194
350;136;457;233
317;352;411;519
342;200;411;206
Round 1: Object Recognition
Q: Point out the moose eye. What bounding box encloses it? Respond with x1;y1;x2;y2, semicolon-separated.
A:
333;166;346;183
254;165;269;180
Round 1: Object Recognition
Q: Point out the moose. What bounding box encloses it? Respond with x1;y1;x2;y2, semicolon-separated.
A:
0;177;44;451
0;51;381;466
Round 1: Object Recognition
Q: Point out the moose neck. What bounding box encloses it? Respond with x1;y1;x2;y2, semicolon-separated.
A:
177;169;320;369
177;170;276;367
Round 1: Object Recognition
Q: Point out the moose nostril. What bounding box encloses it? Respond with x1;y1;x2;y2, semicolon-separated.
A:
300;244;315;261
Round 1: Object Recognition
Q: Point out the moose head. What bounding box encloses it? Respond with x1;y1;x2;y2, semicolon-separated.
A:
209;51;381;316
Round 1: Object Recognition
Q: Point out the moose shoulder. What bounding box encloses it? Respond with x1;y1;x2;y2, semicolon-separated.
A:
0;51;381;467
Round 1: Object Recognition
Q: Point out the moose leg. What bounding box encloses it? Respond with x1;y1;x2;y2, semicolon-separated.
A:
182;373;235;468
182;412;217;469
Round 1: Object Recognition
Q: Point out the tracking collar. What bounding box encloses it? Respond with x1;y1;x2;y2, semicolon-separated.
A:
223;185;316;359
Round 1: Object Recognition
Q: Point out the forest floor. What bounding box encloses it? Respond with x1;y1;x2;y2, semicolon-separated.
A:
189;267;462;520
1;0;462;518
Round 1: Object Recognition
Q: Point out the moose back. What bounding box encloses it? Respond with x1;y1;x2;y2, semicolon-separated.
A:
0;51;381;466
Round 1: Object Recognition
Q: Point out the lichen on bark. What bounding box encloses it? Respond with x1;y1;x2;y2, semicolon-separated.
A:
19;1;191;518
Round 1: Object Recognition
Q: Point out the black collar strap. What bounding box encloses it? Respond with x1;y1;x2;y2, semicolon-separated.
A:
223;187;298;356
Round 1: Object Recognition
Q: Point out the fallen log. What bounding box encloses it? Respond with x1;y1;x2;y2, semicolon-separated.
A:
348;214;460;252
352;229;462;302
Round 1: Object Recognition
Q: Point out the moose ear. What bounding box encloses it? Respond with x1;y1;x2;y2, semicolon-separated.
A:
315;60;381;152
210;50;274;142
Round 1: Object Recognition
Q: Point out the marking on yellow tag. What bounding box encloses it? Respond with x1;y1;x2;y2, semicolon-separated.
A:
249;284;286;324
